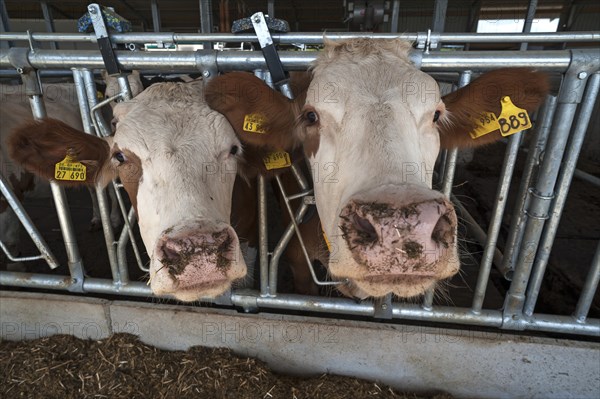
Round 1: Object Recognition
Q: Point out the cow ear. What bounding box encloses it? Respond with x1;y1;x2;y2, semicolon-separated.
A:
439;68;549;149
205;72;302;153
8;118;114;187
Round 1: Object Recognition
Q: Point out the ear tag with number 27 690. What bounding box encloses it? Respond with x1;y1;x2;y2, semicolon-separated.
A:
55;154;87;181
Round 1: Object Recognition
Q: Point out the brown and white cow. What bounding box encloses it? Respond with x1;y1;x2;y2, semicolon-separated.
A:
206;38;549;299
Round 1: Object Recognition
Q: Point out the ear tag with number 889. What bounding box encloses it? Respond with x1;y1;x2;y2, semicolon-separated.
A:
497;96;532;137
55;154;87;181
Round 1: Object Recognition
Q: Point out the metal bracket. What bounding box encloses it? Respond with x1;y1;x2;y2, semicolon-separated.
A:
250;12;292;97
8;47;42;96
373;294;394;319
523;188;554;220
416;30;439;53
88;3;120;75
558;49;600;104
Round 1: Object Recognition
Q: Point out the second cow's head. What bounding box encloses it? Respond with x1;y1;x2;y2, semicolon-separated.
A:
207;38;549;300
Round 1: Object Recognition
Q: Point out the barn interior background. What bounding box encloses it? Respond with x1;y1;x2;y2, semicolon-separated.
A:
0;1;599;398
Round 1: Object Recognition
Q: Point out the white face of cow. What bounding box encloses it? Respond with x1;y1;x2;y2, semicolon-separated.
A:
111;81;246;300
302;39;458;299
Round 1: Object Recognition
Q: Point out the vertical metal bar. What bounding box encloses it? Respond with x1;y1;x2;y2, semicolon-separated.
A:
471;129;524;313
151;0;161;32
199;0;213;50
390;0;400;33
40;1;57;50
520;0;538;51
523;73;600;317
0;174;59;269
116;206;136;283
432;0;448;33
423;70;472;309
503;61;589;319
117;75;133;101
500;96;558;280
267;0;275;18
574;241;600;322
258;175;270;296
73;68;119;281
27;87;85;291
0;0;11;49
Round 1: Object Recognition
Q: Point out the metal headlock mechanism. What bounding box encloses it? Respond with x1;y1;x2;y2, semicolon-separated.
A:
245;12;347;294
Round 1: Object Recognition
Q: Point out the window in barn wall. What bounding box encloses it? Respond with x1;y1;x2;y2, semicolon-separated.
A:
477;18;560;33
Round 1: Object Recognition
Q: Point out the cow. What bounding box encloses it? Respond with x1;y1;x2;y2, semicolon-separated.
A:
205;38;549;299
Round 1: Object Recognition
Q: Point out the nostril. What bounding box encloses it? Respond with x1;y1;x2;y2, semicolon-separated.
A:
431;213;454;248
160;240;181;262
352;213;378;243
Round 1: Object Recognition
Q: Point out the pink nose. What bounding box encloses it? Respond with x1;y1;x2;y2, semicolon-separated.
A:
156;227;236;289
339;198;457;276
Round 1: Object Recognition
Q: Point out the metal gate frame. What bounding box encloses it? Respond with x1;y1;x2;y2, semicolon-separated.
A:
0;32;599;338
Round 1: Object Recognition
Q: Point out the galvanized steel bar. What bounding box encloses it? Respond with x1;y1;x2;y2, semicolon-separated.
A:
574;241;600;322
390;0;400;33
500;96;558;280
520;0;538;51
523;72;600;317
432;0;448;33
1;270;598;336
258;175;270;297
199;0;212;50
423;71;472;309
573;168;600;187
0;174;59;269
504;50;599;321
151;0;161;33
72;68;120;282
0;49;577;72
1;31;599;45
40;1;57;50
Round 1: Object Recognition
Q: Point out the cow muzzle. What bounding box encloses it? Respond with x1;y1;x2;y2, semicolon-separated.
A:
150;221;246;301
335;189;459;298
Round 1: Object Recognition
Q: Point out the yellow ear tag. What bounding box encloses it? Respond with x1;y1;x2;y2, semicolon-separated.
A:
469;111;500;139
263;151;291;170
243;113;267;134
322;228;331;252
55;155;87;181
497;96;532;137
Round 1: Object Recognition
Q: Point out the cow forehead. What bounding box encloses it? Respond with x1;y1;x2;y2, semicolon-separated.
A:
112;82;237;157
308;39;440;110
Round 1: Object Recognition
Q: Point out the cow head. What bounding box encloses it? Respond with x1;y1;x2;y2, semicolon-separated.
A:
8;81;246;301
207;38;549;299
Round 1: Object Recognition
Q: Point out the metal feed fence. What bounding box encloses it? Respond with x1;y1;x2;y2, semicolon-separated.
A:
0;31;599;338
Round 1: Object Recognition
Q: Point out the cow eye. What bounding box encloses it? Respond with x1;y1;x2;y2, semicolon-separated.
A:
305;110;319;125
229;145;239;156
113;152;126;164
433;110;441;123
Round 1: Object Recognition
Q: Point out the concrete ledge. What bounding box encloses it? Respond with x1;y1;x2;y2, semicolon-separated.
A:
1;290;599;399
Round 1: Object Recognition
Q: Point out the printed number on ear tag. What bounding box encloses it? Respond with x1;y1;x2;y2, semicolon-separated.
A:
470;112;500;139
243;113;267;134
55;155;87;181
498;96;532;137
263;151;291;170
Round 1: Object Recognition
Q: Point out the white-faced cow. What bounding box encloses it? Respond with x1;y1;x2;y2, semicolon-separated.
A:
206;38;549;299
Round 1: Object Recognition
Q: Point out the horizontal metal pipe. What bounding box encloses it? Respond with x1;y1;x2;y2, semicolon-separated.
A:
573;168;600;187
1;31;599;44
1;272;598;336
0;49;578;72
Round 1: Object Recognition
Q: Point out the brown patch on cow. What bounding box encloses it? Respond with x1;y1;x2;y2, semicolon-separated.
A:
205;72;311;176
303;130;321;158
7;118;112;186
115;148;142;214
439;68;549;149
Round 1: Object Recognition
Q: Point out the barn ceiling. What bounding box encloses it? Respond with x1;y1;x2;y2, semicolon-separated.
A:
3;0;599;33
